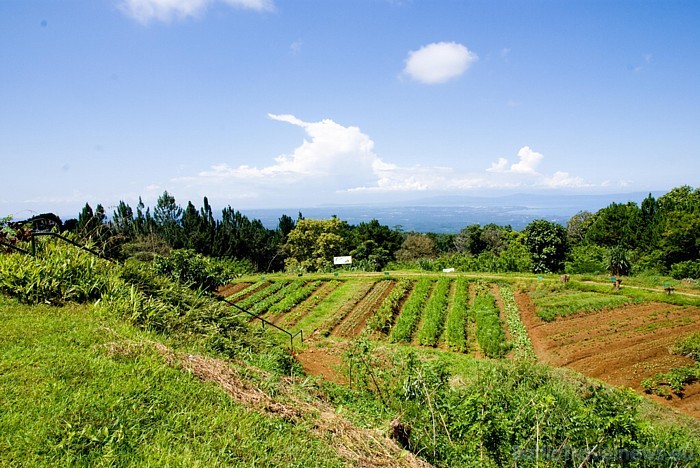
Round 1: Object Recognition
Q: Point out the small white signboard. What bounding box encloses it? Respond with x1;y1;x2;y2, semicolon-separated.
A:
334;256;353;265
442;268;455;273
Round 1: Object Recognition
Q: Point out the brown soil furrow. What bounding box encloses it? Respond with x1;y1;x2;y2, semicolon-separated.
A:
518;288;700;419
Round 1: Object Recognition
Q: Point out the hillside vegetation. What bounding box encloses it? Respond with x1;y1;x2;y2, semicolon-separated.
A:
2;240;700;466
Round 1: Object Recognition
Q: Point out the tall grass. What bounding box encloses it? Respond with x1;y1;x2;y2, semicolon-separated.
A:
532;288;630;321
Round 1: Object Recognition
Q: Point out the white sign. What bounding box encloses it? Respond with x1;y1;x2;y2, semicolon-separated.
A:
333;256;353;265
442;268;455;273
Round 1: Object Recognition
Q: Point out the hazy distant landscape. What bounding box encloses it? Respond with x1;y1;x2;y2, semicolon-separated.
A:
242;191;664;232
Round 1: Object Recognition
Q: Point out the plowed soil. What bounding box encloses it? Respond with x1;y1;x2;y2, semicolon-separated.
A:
516;291;700;419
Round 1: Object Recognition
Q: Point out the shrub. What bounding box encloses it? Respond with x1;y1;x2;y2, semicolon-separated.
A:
670;260;700;280
0;240;112;305
153;249;252;292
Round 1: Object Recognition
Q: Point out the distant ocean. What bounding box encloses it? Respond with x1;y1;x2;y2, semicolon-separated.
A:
239;191;664;233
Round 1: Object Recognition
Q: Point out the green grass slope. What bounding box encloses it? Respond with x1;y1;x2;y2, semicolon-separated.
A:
0;297;349;466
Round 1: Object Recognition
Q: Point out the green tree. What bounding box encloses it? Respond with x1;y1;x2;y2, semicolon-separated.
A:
284;217;350;272
395;233;437;262
454;224;485;255
566;211;594;246
154;191;184;248
523;219;567;273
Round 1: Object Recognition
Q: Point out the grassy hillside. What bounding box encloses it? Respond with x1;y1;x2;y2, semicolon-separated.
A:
3;243;700;466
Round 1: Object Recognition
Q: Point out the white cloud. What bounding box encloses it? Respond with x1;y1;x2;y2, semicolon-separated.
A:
510;146;543;174
175;116;592;204
544;171;588;188
487;157;509;173
120;0;274;23
290;40;303;55
403;42;477;84
488;146;543;174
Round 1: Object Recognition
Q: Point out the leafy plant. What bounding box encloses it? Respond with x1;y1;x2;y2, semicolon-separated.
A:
390;278;432;343
444;277;469;352
367;279;411;333
415;278;451;347
473;289;510;358
499;284;535;360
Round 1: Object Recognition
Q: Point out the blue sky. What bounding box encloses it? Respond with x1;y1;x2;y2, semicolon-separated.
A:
2;0;699;218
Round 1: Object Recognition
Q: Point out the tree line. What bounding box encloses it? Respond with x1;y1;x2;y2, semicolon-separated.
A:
5;185;699;279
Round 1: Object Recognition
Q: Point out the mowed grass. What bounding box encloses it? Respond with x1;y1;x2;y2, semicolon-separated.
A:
0;297;344;466
532;289;631;321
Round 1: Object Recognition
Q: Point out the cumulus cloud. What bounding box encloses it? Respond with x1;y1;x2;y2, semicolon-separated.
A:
510;146;543;174
403;42;478;84
487;146;543;174
120;0;274;23
175;115;592;204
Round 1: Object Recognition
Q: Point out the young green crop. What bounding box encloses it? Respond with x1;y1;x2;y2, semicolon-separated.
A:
390;278;433;343
267;280;322;315
499;284;535;360
367;279;411;334
473;290;510;358
444;277;469;352
234;281;288;310
415;278;451;347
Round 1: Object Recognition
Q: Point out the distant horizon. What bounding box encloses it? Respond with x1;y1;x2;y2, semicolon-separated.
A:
9;189;670;234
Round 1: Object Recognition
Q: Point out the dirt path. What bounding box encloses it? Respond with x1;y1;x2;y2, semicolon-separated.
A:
517;290;700;418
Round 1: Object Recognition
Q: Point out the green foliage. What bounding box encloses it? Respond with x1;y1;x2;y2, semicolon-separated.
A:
367;279;411;333
672;333;700;361
606;245;632;276
267;280;322;314
0;240;112;305
532;288;630;322
444;277;469;352
670;260;700;279
416;278;451;347
234;281;288;310
247;280;305;315
499;284;535;360
153;249;252;292
642;365;700;397
394;233;437;262
565;244;607;274
473;288;510;358
523;219;567;273
284;217;350;272
337;346;697;467
390;278;432;343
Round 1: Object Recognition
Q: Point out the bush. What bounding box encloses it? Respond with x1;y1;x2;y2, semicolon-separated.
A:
0;240;112;305
153;249;252;292
670;260;700;280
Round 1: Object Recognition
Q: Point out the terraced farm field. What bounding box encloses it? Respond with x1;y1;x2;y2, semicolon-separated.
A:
219;273;700;419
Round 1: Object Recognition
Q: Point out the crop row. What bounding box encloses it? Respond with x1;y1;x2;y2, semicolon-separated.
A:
336;280;395;337
225;280;266;302
319;281;375;336
532;290;630;322
234;281;288;310
390;278;433;343
444;277;469;352
267;280;323;315
473;290;510;358
247;280;306;315
367;279;412;334
416;278;451;347
498;285;535;360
